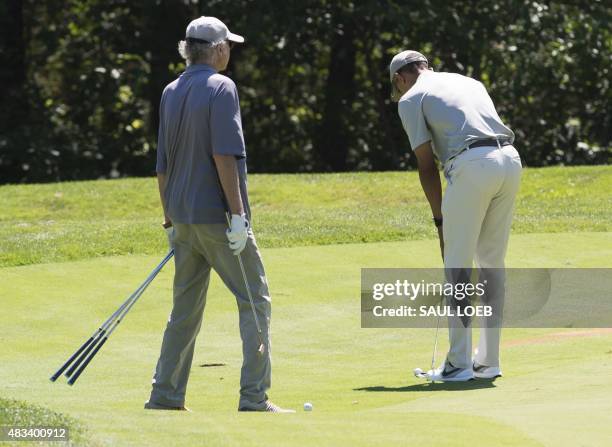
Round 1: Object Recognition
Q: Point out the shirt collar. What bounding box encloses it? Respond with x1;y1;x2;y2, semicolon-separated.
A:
184;63;216;74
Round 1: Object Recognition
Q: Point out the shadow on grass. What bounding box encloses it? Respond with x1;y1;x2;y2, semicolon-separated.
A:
354;380;497;393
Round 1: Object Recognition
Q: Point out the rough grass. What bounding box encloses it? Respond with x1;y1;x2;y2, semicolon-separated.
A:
0;398;90;446
1;166;610;268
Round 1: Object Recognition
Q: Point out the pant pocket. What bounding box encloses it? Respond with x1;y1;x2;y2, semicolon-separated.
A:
444;161;456;184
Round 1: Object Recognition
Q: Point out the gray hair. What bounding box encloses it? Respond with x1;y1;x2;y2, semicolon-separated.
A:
178;39;222;65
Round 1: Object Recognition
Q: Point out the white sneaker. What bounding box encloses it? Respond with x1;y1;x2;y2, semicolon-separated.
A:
238;400;295;413
472;361;502;379
426;360;474;382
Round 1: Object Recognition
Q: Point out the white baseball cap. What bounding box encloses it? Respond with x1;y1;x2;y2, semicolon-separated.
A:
185;16;245;44
389;50;428;81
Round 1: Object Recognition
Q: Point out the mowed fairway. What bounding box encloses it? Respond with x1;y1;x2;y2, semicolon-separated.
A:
1;168;611;446
1;233;611;446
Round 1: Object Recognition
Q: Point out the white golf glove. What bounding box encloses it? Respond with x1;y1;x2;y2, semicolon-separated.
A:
226;214;249;255
164;225;175;250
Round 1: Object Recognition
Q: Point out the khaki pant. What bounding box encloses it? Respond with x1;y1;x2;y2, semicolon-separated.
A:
148;223;271;408
442;144;522;368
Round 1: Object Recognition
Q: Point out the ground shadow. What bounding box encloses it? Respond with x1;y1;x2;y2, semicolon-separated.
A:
199;363;226;368
354;380;497;393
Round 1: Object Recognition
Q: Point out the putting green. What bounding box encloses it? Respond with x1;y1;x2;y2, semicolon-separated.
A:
1;232;611;446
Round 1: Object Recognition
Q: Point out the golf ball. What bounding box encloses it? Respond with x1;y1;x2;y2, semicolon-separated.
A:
303;402;313;411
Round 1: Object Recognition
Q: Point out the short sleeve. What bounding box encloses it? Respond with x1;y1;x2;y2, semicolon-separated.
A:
155;93;167;173
398;96;432;150
210;79;246;157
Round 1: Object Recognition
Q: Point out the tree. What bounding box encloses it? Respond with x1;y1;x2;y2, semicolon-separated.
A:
0;0;609;184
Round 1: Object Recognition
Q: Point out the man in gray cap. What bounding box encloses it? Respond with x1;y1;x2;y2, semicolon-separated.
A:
390;50;522;382
145;16;293;412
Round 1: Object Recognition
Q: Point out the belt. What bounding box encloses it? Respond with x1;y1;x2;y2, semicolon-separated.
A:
467;138;512;149
447;138;512;165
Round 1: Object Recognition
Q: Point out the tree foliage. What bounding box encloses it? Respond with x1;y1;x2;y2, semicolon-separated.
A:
0;0;610;183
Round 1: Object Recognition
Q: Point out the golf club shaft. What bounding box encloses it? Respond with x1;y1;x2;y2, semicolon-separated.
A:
60;250;174;381
225;213;264;339
67;292;142;385
431;312;441;371
63;255;166;378
212;163;265;352
51;272;152;382
102;250;174;324
63;276;150;379
429;294;444;384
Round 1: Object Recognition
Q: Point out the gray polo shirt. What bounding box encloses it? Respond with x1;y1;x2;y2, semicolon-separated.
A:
398;71;515;165
156;64;250;224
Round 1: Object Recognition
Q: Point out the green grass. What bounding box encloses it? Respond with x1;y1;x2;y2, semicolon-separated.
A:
1;168;611;446
0;398;90;446
0;233;611;446
1;166;610;267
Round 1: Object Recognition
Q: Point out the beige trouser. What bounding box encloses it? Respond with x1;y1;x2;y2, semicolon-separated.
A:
442;144;522;368
148;223;271;408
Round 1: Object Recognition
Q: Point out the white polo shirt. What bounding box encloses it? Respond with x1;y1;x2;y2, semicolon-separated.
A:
398;71;514;165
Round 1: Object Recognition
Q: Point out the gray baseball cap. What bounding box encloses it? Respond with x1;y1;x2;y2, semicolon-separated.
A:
186;16;245;44
389;50;428;81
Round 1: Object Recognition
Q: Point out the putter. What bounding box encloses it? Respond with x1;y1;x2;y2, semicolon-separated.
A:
50;250;174;385
413;295;443;382
429;309;441;381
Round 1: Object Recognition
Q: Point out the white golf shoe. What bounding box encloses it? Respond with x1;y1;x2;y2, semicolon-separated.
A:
238;400;295;413
472;361;503;379
426;360;474;382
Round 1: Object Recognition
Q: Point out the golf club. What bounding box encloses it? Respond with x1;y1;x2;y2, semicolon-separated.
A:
213;162;265;355
429;308;441;381
50;250;174;385
59;261;160;380
413;294;443;382
224;213;266;355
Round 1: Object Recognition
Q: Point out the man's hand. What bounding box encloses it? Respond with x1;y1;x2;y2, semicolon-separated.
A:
226;214;249;255
163;221;174;250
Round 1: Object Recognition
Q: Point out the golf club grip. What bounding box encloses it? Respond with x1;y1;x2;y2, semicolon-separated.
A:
50;334;96;381
65;330;106;377
55;273;151;381
67;337;108;385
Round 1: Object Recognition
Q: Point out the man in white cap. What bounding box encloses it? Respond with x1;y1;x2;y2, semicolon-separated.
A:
390;50;522;381
145;16;293;412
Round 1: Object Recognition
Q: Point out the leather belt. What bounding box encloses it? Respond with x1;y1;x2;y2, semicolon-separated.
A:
446;138;513;165
467;138;512;149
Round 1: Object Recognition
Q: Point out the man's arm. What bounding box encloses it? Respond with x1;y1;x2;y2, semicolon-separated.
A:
157;173;171;227
414;141;442;219
213;154;245;216
413;141;444;259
